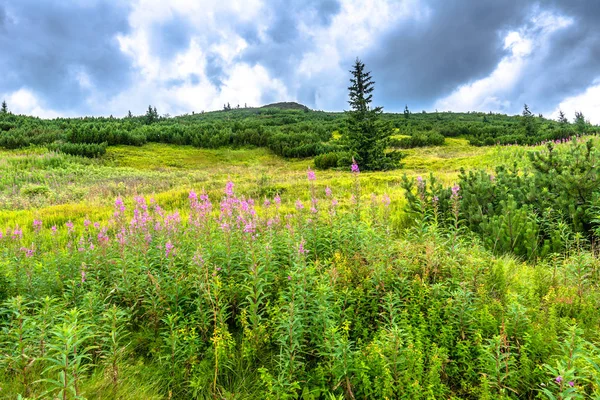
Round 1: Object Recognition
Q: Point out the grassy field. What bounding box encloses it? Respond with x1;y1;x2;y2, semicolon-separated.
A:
0;137;537;228
2;136;600;399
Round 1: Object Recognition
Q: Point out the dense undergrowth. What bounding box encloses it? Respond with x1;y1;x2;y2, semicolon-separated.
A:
1;105;596;161
2;162;600;399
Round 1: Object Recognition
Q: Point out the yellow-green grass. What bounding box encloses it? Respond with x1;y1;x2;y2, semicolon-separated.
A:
0;137;592;227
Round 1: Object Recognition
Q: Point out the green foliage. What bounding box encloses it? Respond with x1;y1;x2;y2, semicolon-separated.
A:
344;58;401;170
403;139;600;258
1;176;600;399
48;142;108;158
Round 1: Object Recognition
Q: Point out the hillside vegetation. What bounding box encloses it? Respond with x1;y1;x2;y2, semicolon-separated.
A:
1;95;600;398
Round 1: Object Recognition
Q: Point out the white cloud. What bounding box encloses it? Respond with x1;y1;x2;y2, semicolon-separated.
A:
5;88;66;118
550;81;600;124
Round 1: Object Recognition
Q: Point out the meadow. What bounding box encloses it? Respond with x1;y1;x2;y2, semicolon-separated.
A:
1;113;600;399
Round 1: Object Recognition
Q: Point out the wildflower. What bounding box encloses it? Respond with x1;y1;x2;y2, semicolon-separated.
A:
432;195;439;204
382;194;391;207
225;181;234;197
451;184;460;198
93;222;100;229
51;225;57;235
115;197;125;213
325;186;332;197
65;221;74;234
81;269;86;283
12;226;23;240
84;219;91;229
165;241;174;258
33;219;42;232
307;167;316;181
295;199;304;211
555;376;563;384
298;238;307;255
569;381;574;387
287;275;292;280
263;198;271;208
189;190;198;201
193;253;204;266
351;158;360;174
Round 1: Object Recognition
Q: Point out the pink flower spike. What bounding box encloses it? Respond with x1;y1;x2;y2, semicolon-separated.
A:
351;158;360;174
307;167;316;181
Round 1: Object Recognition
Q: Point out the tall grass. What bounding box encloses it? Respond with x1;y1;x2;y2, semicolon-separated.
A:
1;166;600;399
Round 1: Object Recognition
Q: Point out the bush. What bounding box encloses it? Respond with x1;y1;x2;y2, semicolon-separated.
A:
49;142;108;158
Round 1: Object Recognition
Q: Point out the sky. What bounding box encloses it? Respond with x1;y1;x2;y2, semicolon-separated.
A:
0;0;599;123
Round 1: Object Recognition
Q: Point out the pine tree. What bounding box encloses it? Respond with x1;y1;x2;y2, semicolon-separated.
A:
574;111;587;134
1;100;7;114
558;110;568;124
145;105;156;124
521;104;536;135
127;110;133;118
404;105;410;119
344;58;400;171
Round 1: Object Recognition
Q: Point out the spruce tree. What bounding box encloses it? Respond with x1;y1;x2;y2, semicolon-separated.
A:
145;105;156;124
1;100;7;114
521;104;536;136
574;111;587;134
344;58;400;170
558;110;568;124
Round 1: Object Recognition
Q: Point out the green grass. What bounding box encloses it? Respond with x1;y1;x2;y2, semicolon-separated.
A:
0;137;590;227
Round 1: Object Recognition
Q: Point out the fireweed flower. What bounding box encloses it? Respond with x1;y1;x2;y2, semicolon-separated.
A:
51;225;57;235
325;186;332;197
569;381;574;387
307;167;316;181
33;219;42;233
298;238;307;255
115;197;125;213
555;376;563;384
295;199;304;211
65;221;74;234
225;181;234;197
165;241;174;258
274;194;281;206
84;219;91;229
451;184;460;198
351;159;360;173
382;194;391;207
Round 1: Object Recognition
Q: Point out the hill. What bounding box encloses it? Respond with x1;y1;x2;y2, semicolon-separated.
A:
260;101;310;111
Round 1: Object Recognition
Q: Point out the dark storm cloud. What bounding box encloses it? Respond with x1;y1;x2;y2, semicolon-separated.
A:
365;0;528;111
363;0;600;113
0;0;132;112
512;1;600;113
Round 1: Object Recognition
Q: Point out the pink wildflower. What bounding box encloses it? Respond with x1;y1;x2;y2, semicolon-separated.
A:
307;167;316;181
351;158;360;174
165;241;174;258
